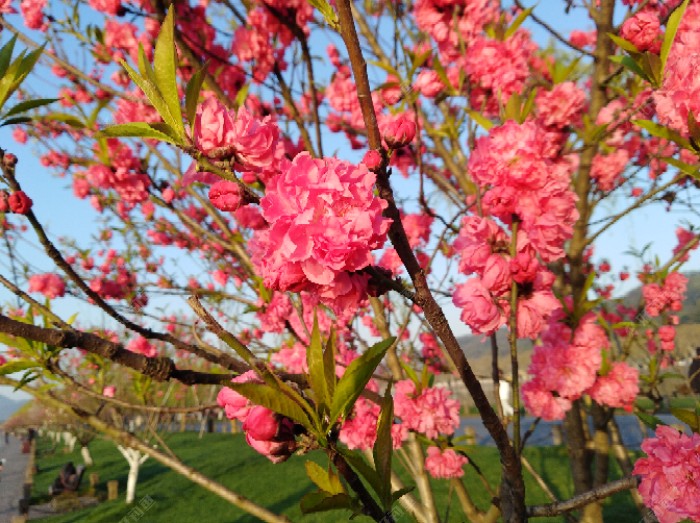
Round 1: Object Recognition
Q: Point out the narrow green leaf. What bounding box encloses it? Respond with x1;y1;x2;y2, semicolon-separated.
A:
185;63;207;125
121;60;179;132
636;410;666;430
96;122;181;145
338;448;384;499
373;384;394;509
228;381;312;429
305;461;345;495
392;485;415;503
632;119;692;150
330;337;395;422
607;33;639;54
0;36;18;79
3;98;58;118
466;109;493;131
608;54;650;83
0;359;38;376
367;59;399;78
307;314;330;408
43;112;85;128
234;82;249;110
660;0;690;72
505;6;533;39
307;0;339;28
323;330;336;404
153;7;184;136
0;116;32;127
670;407;700;432
300;491;355;514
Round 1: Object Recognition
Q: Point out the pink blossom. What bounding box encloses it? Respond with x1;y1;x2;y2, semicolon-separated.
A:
28;273;66;299
633;426;700;523
521;380;572;421
654;54;700;136
586;362;639;412
384;114;416;149
536;82;586;128
8;191;32;214
102;386;116;398
209;180;243;211
20;0;46;30
414;70;444;98
424;447;468;479
230;107;280;172
362;150;382;171
517;290;561;339
453;278;506;335
657;325;676;352
126;336;157;358
271;343;308;374
243;406;279;441
250;152;390;296
217;370;262;421
394;380;460;439
620;10;662;53
194;97;236;158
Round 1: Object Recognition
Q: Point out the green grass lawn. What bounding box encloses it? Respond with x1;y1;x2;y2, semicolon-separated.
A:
31;432;642;522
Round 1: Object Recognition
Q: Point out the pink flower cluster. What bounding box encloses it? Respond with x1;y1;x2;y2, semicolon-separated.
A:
643;273;688;317
394;380;460;439
424;447;468;479
522;304;640;418
339;380;461;452
126;336;157;358
250;152;390;317
452;120;580;339
193;98;280;174
217;371;297;463
653;2;700;136
633;426;700;523
27;273;66;299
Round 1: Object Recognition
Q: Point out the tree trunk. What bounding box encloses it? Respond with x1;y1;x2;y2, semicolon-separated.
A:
118;446;149;504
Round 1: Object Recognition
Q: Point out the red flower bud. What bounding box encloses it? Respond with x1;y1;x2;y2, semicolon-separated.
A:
362;150;382;171
8;191;32;214
0;191;8;213
384;115;416;149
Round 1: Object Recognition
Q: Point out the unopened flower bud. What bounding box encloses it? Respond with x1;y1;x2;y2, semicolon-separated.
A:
384;115;416;149
362;150;382;171
8;191;32;214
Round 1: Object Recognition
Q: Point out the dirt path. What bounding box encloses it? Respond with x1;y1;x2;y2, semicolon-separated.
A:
0;435;29;523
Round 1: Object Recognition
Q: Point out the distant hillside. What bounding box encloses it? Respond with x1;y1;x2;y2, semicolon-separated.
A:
455;272;700;375
0;395;29;422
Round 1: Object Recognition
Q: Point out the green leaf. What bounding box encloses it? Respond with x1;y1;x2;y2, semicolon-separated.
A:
660;0;690;72
0;36;18;79
338;448;383;499
3;98;57;118
43;112;85;128
307;0;339;29
120;59;180;133
0;359;39;376
608;54;650;83
0;116;32;127
153;7;184;137
185;63;207;126
636;410;666;430
323;331;336;404
300;491;355;514
307;314;330;409
505;6;533;39
392;485;415;503
607;33;639;54
373;384;393;509
96;122;181;145
632;119;692;150
234;82;249;110
466;109;493;130
330;337;395;422
305;461;345;495
227;381;312;429
670;407;700;432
